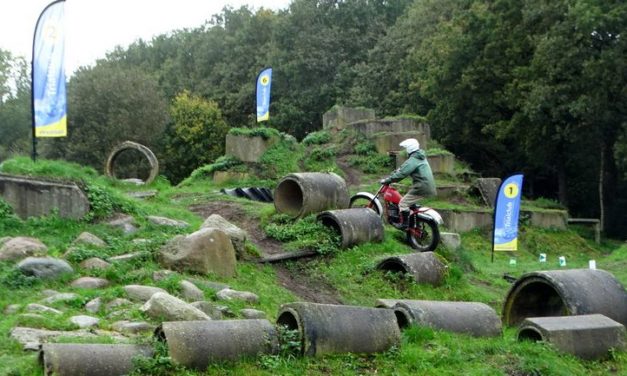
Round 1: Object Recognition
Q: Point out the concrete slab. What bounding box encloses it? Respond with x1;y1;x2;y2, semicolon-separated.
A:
323;106;376;132
518;314;626;360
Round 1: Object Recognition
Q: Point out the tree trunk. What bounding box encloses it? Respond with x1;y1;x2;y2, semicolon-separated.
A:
599;142;605;232
557;162;568;206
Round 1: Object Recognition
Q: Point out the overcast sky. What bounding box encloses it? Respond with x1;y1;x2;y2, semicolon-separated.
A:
0;0;291;74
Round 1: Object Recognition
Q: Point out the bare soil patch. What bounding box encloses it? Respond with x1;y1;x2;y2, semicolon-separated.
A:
337;155;361;187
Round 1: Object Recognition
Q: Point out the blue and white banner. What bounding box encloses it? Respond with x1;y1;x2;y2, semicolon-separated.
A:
256;67;272;122
493;174;524;251
33;0;67;137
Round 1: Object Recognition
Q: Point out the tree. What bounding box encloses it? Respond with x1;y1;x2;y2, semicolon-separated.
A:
0;49;31;160
41;62;168;171
164;91;229;183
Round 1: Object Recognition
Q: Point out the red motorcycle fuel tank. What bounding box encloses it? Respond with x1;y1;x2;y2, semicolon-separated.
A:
382;186;403;204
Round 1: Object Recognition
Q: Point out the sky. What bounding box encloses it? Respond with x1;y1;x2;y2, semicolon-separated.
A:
0;0;291;74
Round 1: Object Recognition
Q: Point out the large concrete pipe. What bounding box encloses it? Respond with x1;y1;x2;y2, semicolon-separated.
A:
156;320;278;369
375;252;447;286
316;208;384;248
276;302;401;357
40;343;153;376
393;300;502;337
274;173;349;218
518;314;626;360
502;269;627;327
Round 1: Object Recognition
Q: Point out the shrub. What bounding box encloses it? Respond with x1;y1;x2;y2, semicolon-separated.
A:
302;131;331;146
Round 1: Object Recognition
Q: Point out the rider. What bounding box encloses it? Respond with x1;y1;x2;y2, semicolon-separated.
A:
380;138;436;227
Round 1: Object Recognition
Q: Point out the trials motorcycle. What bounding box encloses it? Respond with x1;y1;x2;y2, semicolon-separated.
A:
349;183;443;252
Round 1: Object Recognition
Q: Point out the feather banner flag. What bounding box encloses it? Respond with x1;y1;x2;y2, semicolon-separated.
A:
32;0;67;138
256;67;272;122
492;174;524;261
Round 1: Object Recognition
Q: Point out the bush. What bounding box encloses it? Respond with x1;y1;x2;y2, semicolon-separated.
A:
302;131;331;146
228;127;281;140
264;214;341;255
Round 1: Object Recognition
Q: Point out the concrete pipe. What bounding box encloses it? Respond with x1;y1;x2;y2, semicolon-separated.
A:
518;314;626;360
502;269;627;327
156;319;278;370
393;300;502;337
375;252;447;286
274;173;349;218
316;208;384;248
40;343;153;376
105;141;159;185
276;302;401;357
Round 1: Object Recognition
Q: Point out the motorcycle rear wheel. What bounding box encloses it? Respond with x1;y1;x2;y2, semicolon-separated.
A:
406;217;440;252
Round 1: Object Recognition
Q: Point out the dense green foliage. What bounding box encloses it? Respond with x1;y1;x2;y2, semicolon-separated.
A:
0;0;625;235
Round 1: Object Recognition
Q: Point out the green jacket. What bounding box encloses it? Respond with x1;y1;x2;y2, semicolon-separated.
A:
388;150;436;197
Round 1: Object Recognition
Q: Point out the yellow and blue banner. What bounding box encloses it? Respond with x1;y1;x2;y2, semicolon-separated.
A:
32;0;67;138
256;67;272;122
492;174;524;259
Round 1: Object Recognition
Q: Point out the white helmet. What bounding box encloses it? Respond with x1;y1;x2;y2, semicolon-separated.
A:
399;138;420;154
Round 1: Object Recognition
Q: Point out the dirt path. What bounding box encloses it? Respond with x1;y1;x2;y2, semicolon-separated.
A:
336;155;361;187
189;200;343;303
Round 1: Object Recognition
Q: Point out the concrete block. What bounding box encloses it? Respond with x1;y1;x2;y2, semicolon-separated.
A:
213;171;249;184
374;132;428;154
526;210;567;230
427;154;455;174
440;232;461;250
349;118;430;139
322;106;375;131
475;178;502;208
225;134;279;163
518;314;626;360
0;174;90;219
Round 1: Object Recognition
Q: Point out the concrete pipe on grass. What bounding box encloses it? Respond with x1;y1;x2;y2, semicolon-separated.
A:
105;141;159;185
316;208;384;248
40;343;153;376
502;269;627;327
518;314;626;360
274;172;349;218
156;319;278;370
393;300;502;337
375;252;447;286
276;302;401;357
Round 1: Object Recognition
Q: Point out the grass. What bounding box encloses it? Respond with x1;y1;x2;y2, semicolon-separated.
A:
0;157;626;376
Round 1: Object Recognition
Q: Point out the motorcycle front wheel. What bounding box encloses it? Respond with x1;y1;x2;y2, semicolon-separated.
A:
349;193;382;216
406;217;440;252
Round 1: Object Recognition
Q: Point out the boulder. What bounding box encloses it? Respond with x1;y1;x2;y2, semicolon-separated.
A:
105;214;138;234
26;304;62;315
190;301;224;320
152;270;176;281
72;232;106;248
71;277;109;289
108;252;147;262
4;304;21;314
201;214;247;259
240;309;267;319
79;257;111;270
10;327;128;351
0;237;47;261
440;232;461;250
41;293;79;305
124;285;166;302
141;292;210;322
216;289;259;304
159;228;236;277
180;280;204;301
112;321;156;334
147;215;189;228
70;315;100;329
85;298;103;313
105;298;133;312
17;257;73;279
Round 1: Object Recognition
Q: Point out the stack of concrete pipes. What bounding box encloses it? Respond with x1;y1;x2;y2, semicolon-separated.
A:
274;172;384;248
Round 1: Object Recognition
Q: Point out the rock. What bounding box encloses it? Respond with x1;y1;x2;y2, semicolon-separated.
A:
111;321;155;334
147;215;189;228
201;214;248;258
70;315;100;328
41;293;79;305
0;237;47;262
186;278;230;292
240;308;267;319
159;228;236;277
216;305;236;318
72;232;106;248
105;298;133;311
127;190;158;199
107;309;131;320
71;277;109;289
26;304;62;315
140;292;210;322
18;313;46;321
180;280;204;301
440;232;462;250
122;178;145;185
108;252;147;262
85;298;102;313
17;257;74;279
216;289;259;304
152;270;176;281
106;214;138;234
190;301;224;320
41;289;60;297
124;285;167;302
10;327;129;351
79;257;111;270
4;304;21;314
